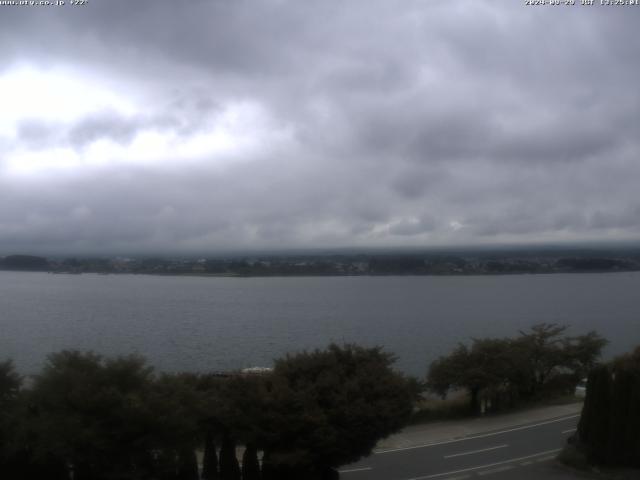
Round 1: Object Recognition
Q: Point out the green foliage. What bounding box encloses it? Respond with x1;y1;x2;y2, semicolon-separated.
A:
241;444;260;480
219;435;241;480
410;393;472;423
563;331;609;381
201;431;219;479
575;346;640;468
260;344;418;472
0;344;418;479
0;360;21;405
427;324;607;413
176;448;199;480
0;360;22;475
577;365;611;464
27;351;157;479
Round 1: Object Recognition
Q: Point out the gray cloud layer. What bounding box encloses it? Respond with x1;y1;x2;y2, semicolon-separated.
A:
0;0;639;254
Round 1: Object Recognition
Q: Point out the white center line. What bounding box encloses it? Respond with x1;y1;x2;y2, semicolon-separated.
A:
535;455;557;463
338;466;372;474
478;465;514;476
404;448;561;480
376;414;579;454
562;428;577;434
444;444;508;459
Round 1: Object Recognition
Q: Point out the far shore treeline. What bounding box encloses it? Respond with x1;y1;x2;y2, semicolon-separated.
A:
2;248;640;276
0;324;614;479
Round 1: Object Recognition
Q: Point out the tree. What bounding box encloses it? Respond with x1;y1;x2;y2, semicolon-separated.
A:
514;324;607;398
28;351;158;480
427;324;608;413
0;360;21;404
562;331;609;381
513;323;569;396
218;434;241;480
0;360;22;479
427;339;515;413
575;346;640;468
260;344;418;477
176;448;199;480
241;444;261;480
576;365;611;464
427;344;469;399
201;430;219;479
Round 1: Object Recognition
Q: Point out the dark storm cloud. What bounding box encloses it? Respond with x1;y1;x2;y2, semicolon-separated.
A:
0;0;639;253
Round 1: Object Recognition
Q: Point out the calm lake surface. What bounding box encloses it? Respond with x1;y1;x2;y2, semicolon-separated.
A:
1;271;639;377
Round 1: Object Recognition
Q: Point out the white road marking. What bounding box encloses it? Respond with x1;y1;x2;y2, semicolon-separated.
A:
376;414;579;454
478;465;514;476
443;444;508;459
338;466;372;474
562;428;577;434
534;455;556;463
404;448;561;479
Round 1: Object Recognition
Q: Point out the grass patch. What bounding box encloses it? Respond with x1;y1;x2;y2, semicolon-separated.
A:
409;391;472;424
409;391;583;425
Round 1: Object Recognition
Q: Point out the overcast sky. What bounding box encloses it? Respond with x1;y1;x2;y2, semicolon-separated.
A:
0;0;638;255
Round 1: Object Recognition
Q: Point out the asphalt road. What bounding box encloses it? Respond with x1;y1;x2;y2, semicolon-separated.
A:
339;413;580;480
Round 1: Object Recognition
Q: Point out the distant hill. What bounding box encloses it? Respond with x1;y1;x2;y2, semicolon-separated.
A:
0;255;50;271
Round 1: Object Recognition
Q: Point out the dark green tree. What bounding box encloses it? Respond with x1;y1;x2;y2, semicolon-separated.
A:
241;444;261;480
201;430;219;479
428;324;608;412
0;360;21;404
577;365;611;464
28;351;158;480
427;339;515;413
219;434;241;480
426;344;469;399
575;346;640;468
177;447;199;480
0;360;23;479
513;323;569;397
562;331;608;381
260;344;418;477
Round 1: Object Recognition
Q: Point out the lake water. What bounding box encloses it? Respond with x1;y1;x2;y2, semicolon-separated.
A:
1;271;639;377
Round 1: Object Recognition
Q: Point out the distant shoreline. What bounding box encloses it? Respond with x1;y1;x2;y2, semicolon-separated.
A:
3;251;640;277
1;268;639;279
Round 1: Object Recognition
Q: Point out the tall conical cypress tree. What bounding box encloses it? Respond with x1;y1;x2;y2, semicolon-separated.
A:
628;368;640;468
260;452;275;480
177;448;199;480
578;365;612;465
577;370;595;444
155;449;179;480
201;431;219;479
608;368;633;465
241;444;260;480
219;435;241;480
574;347;640;469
